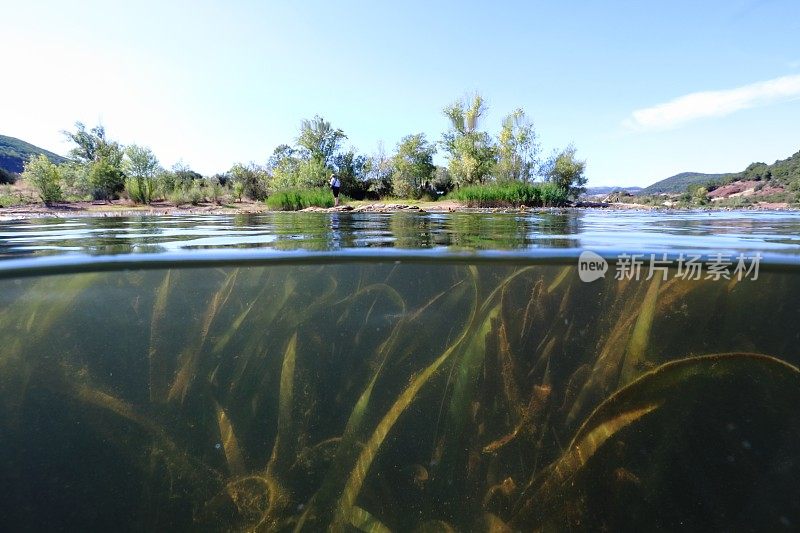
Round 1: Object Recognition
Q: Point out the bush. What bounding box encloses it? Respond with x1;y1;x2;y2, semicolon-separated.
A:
204;177;224;205
188;181;205;205
21;155;63;204
448;181;548;207
167;187;190;206
266;188;345;210
125;177;155;204
538;182;569;206
0;168;17;185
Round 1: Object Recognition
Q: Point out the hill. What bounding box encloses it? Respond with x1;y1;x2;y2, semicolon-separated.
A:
584;186;642;196
733;150;800;186
640;172;733;195
0;135;68;174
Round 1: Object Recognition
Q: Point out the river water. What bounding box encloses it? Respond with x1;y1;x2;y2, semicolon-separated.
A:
1;210;799;531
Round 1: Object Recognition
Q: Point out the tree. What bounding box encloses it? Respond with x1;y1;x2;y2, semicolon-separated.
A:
123;145;160;204
62;122;125;200
229;162;268;200
333;150;369;198
267;144;298;173
496;108;540;182
296;115;347;168
363;142;393;198
544;144;587;201
391;133;437;198
63;122;106;163
88;143;125;200
22;154;62;204
441;93;496;186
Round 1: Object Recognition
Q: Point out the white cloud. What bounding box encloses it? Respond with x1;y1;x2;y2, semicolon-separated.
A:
624;74;800;131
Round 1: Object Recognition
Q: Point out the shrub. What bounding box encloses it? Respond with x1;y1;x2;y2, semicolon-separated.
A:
188;181;205;205
266;188;345;210
448;181;547;207
21;155;63;204
539;183;569;206
125;177;155;204
233;182;245;202
0;168;17;185
204;177;224;205
167;187;190;206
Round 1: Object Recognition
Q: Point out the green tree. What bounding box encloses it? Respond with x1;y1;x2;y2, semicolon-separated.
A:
544;144;587;201
267;144;301;190
63;122;125;200
229;162;268;200
333;150;369;198
123;145;160;203
441;93;497;186
391;133;437;198
297;115;347;168
496;108;540;182
22;154;63;204
89;143;125;200
63;122;106;163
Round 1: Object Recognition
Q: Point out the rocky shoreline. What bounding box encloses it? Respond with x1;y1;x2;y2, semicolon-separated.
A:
0;199;796;221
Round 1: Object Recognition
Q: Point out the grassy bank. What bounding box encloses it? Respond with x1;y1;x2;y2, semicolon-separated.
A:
447;182;568;207
265;188;350;210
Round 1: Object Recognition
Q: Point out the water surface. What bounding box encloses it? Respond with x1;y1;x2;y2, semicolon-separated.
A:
3;210;800;259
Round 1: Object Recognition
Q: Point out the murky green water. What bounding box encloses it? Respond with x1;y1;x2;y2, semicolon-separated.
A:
2;256;800;531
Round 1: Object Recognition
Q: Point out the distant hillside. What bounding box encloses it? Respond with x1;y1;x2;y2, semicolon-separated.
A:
640;172;733;195
584;186;642;196
0;135;68;174
733;150;800;186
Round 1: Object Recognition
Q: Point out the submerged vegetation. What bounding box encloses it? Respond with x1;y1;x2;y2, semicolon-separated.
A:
1;260;799;530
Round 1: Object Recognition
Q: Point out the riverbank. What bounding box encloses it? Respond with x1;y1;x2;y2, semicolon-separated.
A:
0;197;795;221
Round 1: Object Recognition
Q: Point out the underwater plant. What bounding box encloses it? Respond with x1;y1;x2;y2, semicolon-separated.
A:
1;262;799;531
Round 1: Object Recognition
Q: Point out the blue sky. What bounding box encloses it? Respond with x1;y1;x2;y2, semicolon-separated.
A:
3;0;799;186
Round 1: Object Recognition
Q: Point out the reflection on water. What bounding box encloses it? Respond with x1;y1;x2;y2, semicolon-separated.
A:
3;210;800;258
1;260;799;530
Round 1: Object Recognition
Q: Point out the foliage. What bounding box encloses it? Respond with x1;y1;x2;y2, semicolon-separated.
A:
87;150;125;200
204;177;224;205
0;184;33;207
297;115;347;168
265;187;341;210
229;162;268;201
188;180;205;205
125;176;155;204
390;134;437;199
232;181;245;202
363;143;394;198
544;144;587;200
62;122;125;200
0;167;17;185
21;154;63;204
496;108;540;182
446;181;567;207
640;172;733;195
333;150;369;199
539;182;570;206
123;145;160;204
431;166;453;195
441;93;497;186
738;150;800;187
